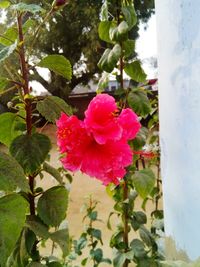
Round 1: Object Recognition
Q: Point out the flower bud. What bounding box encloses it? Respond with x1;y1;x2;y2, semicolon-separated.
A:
52;0;68;9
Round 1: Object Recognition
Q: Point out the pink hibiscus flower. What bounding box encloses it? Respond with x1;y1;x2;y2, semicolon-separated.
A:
56;94;141;185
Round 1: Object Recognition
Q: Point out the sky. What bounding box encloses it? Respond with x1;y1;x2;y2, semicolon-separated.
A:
136;14;157;79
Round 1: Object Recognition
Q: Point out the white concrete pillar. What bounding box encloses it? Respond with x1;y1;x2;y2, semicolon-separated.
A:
155;0;200;261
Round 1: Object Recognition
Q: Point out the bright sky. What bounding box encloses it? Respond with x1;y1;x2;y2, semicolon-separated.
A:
136;14;157;79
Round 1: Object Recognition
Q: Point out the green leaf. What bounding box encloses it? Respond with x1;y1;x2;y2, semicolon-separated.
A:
109;21;129;42
0;27;18;46
37;96;72;123
0;194;28;267
43;162;63;184
98;44;121;73
7;228;30;267
10;133;51;175
122;5;137;29
37;186;68;227
100;0;108;21
11;3;44;14
97;71;109;91
98;21;115;43
128;89;151;117
90;248;103;263
0;41;17;63
0;113;25;147
23;19;37;34
0;77;9;92
139;226;154;247
132;127;148;150
131;169;156;199
0;0;10;9
113;250;126;267
89;211;98;221
38;55;72;80
26;215;50;239
130;239;146;259
50;228;70;257
0;151;28;192
124;60;147;82
123;39;135;58
131;211;147;231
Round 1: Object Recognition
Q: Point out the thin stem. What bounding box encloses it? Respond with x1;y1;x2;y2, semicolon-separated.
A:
122;179;129;267
17;13;32;135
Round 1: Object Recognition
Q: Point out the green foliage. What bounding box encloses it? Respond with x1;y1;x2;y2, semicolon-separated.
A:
124;61;147;82
128;89;151;117
0;0;10;9
0;194;28;266
131;169;156;199
98;44;121;73
26;215;50;239
11;3;44;14
0;151;28;192
0;113;25;147
0;41;17;63
37;95;73;123
37;186;68;227
38;55;72;80
0;27;18;46
50;228;70;257
10;133;51;175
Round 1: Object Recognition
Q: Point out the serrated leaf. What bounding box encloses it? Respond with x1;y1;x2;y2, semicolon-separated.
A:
11;3;44;14
0;0;10;9
0;194;28;267
132;127;148;150
50;228;70;257
0;151;28;192
38;55;72;80
122;5;137;29
128;89;151;117
0;27;18;46
98;44;121;73
10;133;51;175
0;113;25;147
37;186;68;227
26;215;50;239
98;21;115;43
124;61;147;83
0;41;17;63
37;96;72;123
131;169;156;199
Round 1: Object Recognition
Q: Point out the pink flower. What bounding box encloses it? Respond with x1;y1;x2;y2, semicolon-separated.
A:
84;94;122;144
118;108;141;140
56;94;141;185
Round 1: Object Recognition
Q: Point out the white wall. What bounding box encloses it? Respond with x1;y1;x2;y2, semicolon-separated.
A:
155;0;200;260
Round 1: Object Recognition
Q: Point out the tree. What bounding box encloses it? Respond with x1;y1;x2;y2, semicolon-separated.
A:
0;0;154;99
